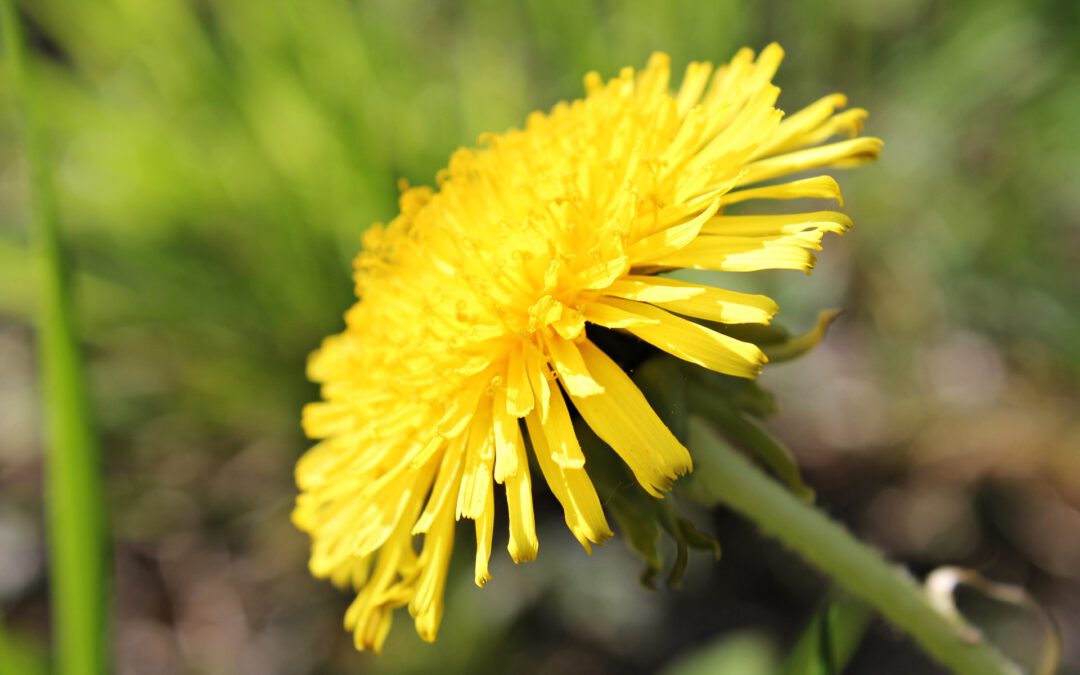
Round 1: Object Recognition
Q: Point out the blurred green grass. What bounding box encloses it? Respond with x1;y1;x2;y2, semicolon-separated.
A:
3;0;108;671
1;0;1079;673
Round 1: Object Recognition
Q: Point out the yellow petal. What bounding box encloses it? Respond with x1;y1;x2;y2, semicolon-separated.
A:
658;287;778;325
701;47;754;110
551;305;587;341
407;432;448;470
606;276;706;303
637;52;672;102
539;382;586;469
794;108;868;149
435;376;486;438
308;504;366;577
752;93;848;158
409;502;456;643
525;409;612;550
675;60;714;116
626;199;721;261
523;341;551;422
570;340;692;496
505;446;539;563
295;433;361;490
641;231;833;273
492;386;522;483
345;569;396;653
505;342;535;417
302;401;355;438
578;255;630;290
606;275;777;325
752;43;785;84
354;462;438;557
739;137;883;186
595;297;766;378
328;552;372;591
474;478;495;587
700;211;852;237
688;86;782;179
583;298;662;329
413;436;465;534
344;497;421;652
722;175;844;206
456;404;494;520
544;333;604;398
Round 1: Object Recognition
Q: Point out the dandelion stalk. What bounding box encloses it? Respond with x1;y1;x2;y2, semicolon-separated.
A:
2;2;109;673
686;418;1020;675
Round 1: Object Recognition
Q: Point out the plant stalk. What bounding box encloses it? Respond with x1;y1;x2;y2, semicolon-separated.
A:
685;417;1020;675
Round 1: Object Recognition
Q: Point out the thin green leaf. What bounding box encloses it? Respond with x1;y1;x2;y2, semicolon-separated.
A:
3;3;109;674
782;591;872;675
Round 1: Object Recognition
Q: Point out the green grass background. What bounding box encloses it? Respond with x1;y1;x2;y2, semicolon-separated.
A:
1;0;1078;673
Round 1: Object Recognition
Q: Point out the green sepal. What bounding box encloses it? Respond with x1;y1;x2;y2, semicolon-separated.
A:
631;354;690;442
688;386;815;503
706;309;841;364
572;414;667;588
606;485;665;588
658;500;722;589
763;309;842;363
709;319;795;347
683;361;778;418
573;413;721;589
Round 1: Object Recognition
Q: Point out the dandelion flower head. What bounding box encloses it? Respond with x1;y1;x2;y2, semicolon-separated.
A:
294;43;881;652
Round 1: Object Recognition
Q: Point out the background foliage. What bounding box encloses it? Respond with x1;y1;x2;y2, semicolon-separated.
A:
1;0;1078;673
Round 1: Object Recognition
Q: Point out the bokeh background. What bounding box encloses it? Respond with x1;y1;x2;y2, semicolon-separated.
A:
2;0;1079;673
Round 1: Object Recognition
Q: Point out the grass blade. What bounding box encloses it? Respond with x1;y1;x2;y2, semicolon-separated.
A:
2;3;109;673
782;591;872;675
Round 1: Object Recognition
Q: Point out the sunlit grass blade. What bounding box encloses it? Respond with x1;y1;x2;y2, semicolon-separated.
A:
2;3;109;674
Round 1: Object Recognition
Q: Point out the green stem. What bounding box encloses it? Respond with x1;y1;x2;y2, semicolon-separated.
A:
685;417;1020;675
2;3;109;674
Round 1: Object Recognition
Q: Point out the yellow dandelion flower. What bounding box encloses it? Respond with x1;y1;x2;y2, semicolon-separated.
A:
294;43;881;652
